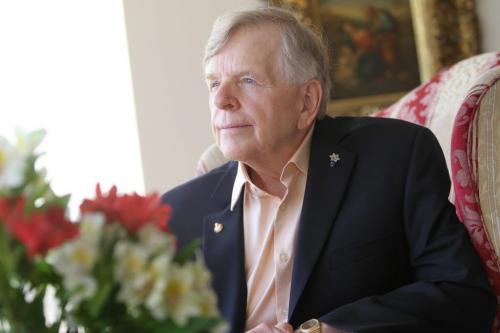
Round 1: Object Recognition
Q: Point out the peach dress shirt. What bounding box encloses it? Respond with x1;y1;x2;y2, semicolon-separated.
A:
230;126;314;331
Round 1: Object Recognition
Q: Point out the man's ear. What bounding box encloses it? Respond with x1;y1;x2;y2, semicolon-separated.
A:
297;79;322;130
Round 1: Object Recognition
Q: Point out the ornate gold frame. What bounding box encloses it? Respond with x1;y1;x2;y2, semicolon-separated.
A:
270;0;481;116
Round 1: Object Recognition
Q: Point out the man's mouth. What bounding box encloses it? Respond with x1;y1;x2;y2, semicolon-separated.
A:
218;124;252;130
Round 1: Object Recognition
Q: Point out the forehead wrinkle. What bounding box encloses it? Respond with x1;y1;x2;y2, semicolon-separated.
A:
207;54;264;79
205;24;285;83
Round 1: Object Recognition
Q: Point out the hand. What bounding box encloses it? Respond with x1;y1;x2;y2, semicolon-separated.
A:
246;322;294;333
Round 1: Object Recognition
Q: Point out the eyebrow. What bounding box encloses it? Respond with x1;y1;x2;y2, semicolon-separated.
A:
205;73;217;81
205;71;255;80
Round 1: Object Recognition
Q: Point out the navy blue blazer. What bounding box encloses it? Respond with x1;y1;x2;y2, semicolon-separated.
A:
162;116;496;333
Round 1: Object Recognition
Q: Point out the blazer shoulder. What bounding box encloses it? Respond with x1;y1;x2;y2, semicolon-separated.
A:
317;116;431;145
161;160;237;209
161;161;237;248
320;115;424;132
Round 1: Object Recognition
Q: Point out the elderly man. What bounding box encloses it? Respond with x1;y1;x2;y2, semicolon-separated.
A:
162;7;495;333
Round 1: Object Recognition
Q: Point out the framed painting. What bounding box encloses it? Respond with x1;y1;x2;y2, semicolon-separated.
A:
269;0;480;115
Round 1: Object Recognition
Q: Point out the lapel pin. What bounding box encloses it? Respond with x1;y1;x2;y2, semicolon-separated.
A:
329;152;340;167
214;222;223;233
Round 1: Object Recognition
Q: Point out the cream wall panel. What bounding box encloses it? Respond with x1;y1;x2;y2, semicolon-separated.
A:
123;0;262;193
477;0;500;52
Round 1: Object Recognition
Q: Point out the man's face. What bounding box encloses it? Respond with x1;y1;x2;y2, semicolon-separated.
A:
205;24;306;167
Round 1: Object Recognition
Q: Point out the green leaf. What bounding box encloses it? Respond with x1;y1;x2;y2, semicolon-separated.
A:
24;182;51;212
87;282;114;318
150;316;223;333
174;239;202;264
48;194;71;209
31;259;62;285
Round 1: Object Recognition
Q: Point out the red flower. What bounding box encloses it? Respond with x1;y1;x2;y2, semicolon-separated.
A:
0;197;79;259
80;184;171;235
0;197;25;232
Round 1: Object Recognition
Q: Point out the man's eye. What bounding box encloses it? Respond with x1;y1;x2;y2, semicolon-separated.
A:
209;81;220;90
241;77;255;85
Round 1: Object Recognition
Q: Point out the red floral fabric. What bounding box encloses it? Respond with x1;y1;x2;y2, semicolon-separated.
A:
374;70;447;126
451;76;500;332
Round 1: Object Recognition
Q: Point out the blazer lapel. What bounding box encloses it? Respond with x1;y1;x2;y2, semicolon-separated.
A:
203;184;247;333
289;120;357;322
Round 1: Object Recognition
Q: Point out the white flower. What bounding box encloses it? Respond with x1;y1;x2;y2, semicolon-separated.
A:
63;276;97;310
210;322;230;333
113;228;175;309
0;136;27;190
194;289;219;317
137;224;175;257
113;225;176;310
14;128;45;155
0;129;46;191
184;259;219;317
143;256;219;325
114;241;153;308
146;263;200;325
185;258;212;292
48;239;99;307
47;213;104;307
79;213;105;241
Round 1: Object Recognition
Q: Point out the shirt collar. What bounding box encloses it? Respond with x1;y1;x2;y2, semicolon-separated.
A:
230;123;315;211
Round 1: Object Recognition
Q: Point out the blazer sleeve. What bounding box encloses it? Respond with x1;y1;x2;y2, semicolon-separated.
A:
319;127;496;333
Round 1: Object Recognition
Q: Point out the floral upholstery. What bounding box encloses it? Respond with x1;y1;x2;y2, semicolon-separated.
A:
374;52;500;332
196;142;227;176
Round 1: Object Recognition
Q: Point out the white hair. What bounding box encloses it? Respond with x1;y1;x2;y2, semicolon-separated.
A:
204;7;332;118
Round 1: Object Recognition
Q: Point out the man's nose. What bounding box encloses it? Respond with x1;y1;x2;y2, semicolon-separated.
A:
213;82;240;111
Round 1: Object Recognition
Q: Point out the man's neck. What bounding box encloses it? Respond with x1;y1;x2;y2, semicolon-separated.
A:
248;166;286;198
243;125;313;198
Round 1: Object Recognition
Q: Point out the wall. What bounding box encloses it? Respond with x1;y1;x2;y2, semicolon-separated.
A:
477;0;500;52
123;0;262;193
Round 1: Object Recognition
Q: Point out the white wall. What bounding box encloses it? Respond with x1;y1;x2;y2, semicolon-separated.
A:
477;0;500;52
123;0;262;193
0;1;144;216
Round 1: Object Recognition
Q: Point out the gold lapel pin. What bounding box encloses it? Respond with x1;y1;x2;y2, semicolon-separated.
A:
329;152;340;167
214;222;223;233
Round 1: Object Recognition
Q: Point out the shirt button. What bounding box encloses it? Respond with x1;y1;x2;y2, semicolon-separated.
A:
279;252;289;264
281;308;288;316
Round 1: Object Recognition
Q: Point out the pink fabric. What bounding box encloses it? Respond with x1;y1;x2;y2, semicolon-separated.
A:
374;52;500;332
374;70;447;126
451;76;500;332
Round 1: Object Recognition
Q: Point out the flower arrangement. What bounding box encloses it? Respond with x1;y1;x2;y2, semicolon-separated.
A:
0;130;223;333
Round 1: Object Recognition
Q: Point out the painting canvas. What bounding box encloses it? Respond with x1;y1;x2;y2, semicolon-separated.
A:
319;0;421;101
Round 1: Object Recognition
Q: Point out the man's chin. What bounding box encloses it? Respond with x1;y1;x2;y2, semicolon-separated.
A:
219;147;247;162
221;151;242;162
